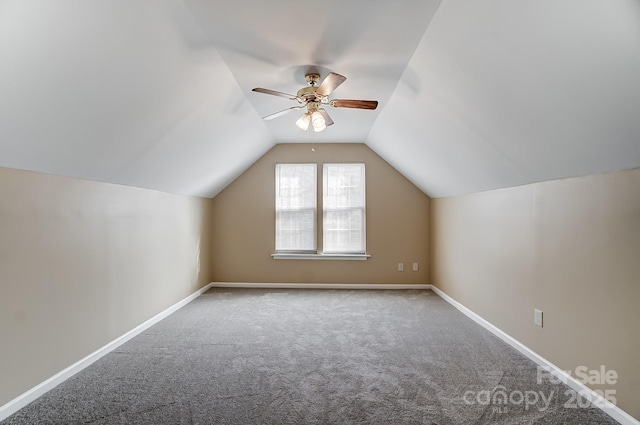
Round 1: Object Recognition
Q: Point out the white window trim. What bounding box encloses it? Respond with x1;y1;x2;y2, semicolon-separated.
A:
275;163;317;253
322;163;366;255
273;162;369;260
271;253;370;260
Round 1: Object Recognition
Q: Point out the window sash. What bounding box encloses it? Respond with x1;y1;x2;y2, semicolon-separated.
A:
322;163;366;254
275;163;317;252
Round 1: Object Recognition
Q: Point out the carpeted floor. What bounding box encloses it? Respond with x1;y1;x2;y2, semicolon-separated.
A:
2;288;619;424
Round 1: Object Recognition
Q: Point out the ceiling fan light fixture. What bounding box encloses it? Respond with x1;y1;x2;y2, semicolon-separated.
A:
311;110;326;132
252;71;378;132
296;112;311;131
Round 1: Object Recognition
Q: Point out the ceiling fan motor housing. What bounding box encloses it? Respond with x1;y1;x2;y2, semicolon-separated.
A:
297;86;317;99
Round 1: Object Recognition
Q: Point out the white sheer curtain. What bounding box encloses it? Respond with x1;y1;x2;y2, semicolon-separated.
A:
275;163;317;252
323;163;366;254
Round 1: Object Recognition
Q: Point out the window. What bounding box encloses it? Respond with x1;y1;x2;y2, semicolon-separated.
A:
274;162;366;258
323;163;366;254
275;163;317;252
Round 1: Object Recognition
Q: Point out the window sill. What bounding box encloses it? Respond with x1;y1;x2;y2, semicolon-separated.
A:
271;253;370;261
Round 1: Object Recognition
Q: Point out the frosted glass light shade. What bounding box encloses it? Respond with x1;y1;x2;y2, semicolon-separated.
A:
296;113;311;131
311;111;326;132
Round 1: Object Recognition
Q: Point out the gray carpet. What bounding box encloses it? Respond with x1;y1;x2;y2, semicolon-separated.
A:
3;288;619;424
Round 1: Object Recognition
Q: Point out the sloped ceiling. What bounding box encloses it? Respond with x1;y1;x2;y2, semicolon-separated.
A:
369;0;640;197
1;0;639;198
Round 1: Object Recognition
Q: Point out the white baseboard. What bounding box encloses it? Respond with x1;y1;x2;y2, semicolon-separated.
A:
0;282;216;422
430;285;639;425
210;282;432;290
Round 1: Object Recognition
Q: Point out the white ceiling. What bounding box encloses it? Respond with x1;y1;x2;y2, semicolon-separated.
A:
1;0;639;198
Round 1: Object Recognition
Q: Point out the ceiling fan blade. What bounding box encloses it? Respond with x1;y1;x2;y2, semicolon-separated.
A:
316;72;347;97
331;99;378;110
252;88;299;100
318;109;334;127
262;105;305;120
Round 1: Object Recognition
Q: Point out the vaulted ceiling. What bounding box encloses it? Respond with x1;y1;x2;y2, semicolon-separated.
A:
1;0;639;198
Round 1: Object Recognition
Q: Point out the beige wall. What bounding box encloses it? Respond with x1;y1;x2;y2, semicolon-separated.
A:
0;167;212;407
211;143;430;284
431;167;640;420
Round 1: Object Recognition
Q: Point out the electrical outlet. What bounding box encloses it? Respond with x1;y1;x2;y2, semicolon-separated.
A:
398;263;404;272
412;263;419;271
534;309;543;327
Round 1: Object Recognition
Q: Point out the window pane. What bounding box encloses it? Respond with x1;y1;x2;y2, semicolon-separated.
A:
275;164;316;252
323;163;365;254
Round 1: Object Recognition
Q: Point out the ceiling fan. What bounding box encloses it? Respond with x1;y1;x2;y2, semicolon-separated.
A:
252;72;378;132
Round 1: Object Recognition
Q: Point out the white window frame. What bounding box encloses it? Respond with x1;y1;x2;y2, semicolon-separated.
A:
274;163;317;254
322;163;366;255
272;162;369;260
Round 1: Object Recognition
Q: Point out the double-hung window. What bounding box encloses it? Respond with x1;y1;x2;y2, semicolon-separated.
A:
274;162;366;256
323;163;366;254
275;163;317;252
